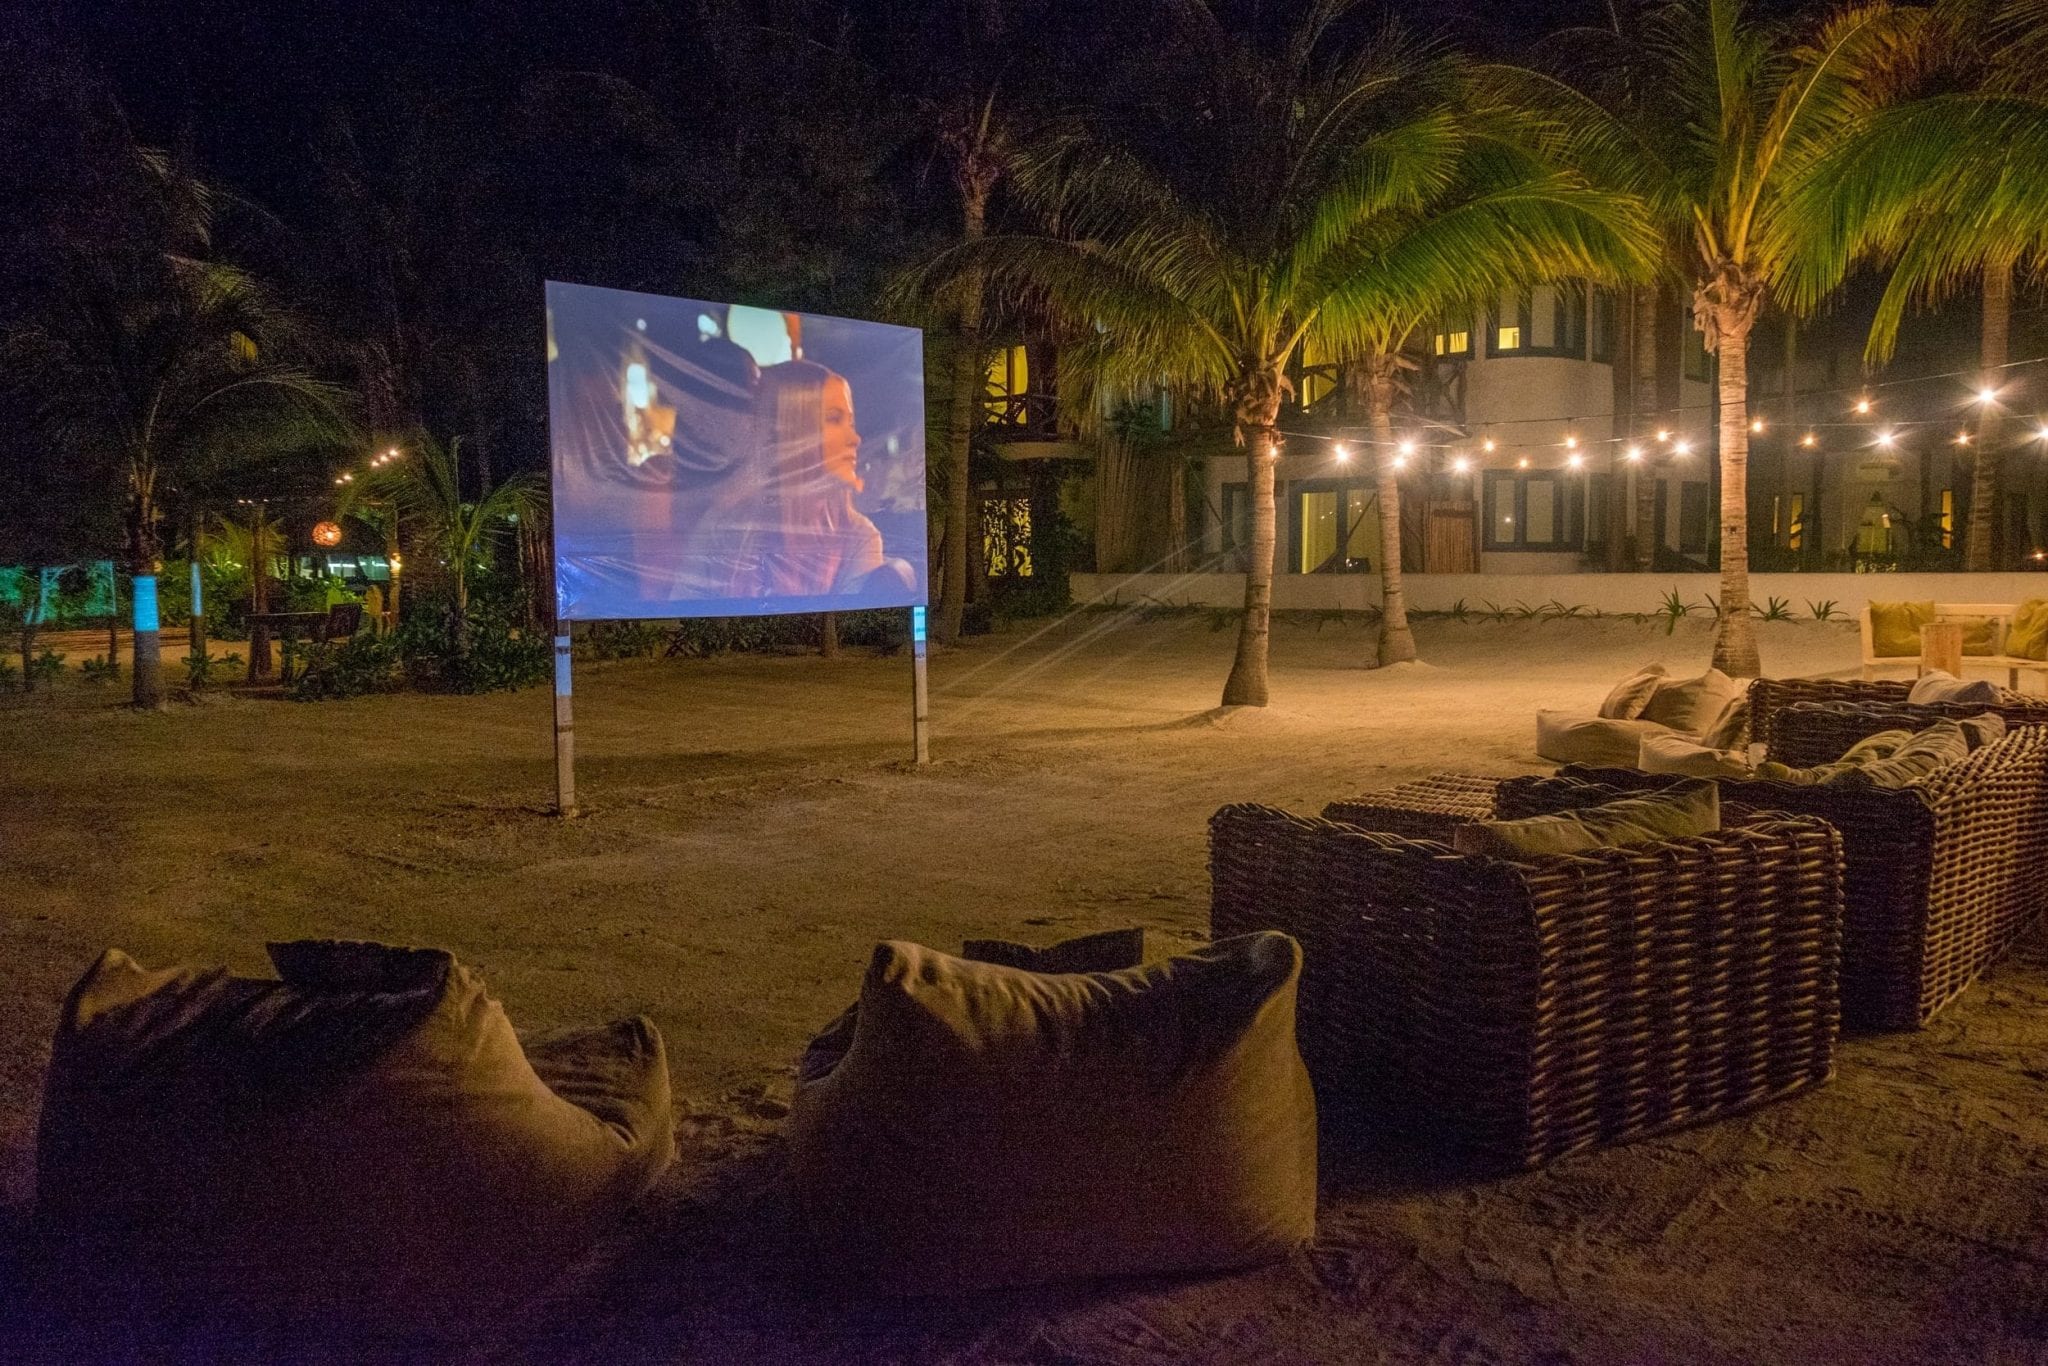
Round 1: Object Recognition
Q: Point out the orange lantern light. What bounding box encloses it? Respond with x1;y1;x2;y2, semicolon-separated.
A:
311;520;343;548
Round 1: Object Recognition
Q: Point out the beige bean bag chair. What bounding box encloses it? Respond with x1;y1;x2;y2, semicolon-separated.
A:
789;931;1317;1294
35;941;674;1339
1538;665;1746;768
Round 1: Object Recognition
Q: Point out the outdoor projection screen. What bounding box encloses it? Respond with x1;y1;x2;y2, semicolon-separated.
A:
547;281;926;621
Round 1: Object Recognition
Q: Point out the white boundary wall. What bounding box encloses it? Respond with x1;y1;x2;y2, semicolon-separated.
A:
1070;571;2048;617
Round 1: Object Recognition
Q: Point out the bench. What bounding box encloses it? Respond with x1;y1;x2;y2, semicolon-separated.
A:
1859;601;2048;691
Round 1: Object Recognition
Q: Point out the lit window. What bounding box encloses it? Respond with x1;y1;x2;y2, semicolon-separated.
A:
1496;325;1522;352
1941;489;1954;549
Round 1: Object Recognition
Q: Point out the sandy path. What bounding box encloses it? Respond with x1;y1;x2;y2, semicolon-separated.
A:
3;611;2044;1363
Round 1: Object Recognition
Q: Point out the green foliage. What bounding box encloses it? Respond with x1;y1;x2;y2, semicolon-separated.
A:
574;622;670;662
1807;598;1848;622
658;610;905;658
1752;596;1796;621
0;656;16;690
289;633;403;701
389;596;549;694
183;650;243;690
28;649;66;689
1657;589;1693;635
79;654;119;685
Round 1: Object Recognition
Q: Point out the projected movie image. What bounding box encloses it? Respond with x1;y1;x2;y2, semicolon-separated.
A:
547;281;926;621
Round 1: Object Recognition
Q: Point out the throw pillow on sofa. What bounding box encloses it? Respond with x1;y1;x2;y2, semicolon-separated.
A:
788;932;1317;1294
1908;669;2000;705
1640;667;1742;735
35;942;674;1336
1698;696;1751;752
1598;663;1669;720
1450;779;1720;859
1869;601;1937;657
2006;599;2048;661
1834;719;1973;789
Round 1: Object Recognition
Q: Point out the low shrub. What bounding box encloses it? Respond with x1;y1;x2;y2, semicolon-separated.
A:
79;655;119;686
184;651;244;690
289;633;404;701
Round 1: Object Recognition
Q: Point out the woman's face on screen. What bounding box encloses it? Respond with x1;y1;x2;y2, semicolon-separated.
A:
820;375;861;487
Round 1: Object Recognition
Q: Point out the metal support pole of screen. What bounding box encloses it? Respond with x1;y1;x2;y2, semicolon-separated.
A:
911;604;930;764
553;634;577;816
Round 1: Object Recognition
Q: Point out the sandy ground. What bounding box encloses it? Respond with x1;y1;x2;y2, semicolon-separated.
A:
3;610;2046;1363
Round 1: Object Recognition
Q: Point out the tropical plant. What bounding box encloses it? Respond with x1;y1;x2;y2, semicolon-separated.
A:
1773;0;2048;569
1806;597;1847;621
80;654;119;685
1657;587;1694;634
1498;0;1925;676
911;8;1654;703
4;146;346;707
359;436;538;652
1753;594;1796;620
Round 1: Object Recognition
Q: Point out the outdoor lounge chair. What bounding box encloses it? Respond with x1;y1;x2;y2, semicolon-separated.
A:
1560;712;2048;1031
1748;676;2048;767
1209;782;1844;1172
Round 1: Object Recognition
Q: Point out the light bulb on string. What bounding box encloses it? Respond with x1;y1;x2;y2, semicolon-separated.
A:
1750;417;1765;434
1390;454;1408;470
1876;429;1897;447
1855;397;1872;415
1517;456;1530;470
1397;438;1417;457
1567;453;1584;470
1801;433;1818;448
1564;433;1578;450
1451;456;1471;474
1482;436;1497;453
1977;387;1998;406
1673;439;1693;456
1624;446;1643;462
1955;430;1972;446
1332;443;1350;464
1656;428;1671;443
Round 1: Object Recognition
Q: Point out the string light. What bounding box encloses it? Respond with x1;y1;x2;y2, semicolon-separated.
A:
1332;443;1350;463
1482;436;1497;452
1564;433;1579;450
1517;456;1531;469
1624;446;1643;462
1673;439;1693;456
1977;387;1998;405
1567;453;1584;470
1876;429;1897;447
1955;430;1972;445
1801;433;1818;448
1855;397;1872;414
1656;428;1672;442
1451;456;1472;474
1397;438;1417;456
1390;453;1408;470
1750;417;1766;433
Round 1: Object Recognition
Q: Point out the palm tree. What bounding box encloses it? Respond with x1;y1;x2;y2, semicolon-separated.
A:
912;7;1655;702
1773;0;2048;569
6;149;344;706
1502;0;1922;676
363;436;538;651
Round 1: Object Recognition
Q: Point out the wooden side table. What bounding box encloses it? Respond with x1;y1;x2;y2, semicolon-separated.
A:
1920;621;1964;678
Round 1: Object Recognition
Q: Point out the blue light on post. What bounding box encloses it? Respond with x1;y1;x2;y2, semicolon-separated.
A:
132;575;160;633
190;561;203;616
913;605;927;643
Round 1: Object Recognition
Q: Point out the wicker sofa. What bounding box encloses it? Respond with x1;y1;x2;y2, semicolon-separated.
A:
1210;782;1844;1172
1748;676;2048;767
1561;710;2048;1030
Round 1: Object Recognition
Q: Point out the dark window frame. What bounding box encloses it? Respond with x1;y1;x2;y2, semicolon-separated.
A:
1287;477;1381;574
1484;470;1587;551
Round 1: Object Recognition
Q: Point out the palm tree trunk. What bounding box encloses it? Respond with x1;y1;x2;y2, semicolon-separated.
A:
1365;359;1416;666
820;611;839;657
1094;433;1139;572
128;484;165;708
1710;315;1761;677
1221;429;1278;707
1967;261;2010;572
935;181;990;644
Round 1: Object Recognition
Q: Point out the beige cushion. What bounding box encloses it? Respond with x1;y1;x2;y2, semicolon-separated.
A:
1536;710;1680;767
1907;670;2000;705
1638;732;1754;779
1958;712;2009;750
1698;696;1751;752
1598;663;1668;720
1755;728;1914;785
2006;599;2048;661
1870;601;1936;657
788;932;1317;1294
1837;719;1972;788
1640;668;1742;735
35;943;674;1333
1451;780;1720;858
